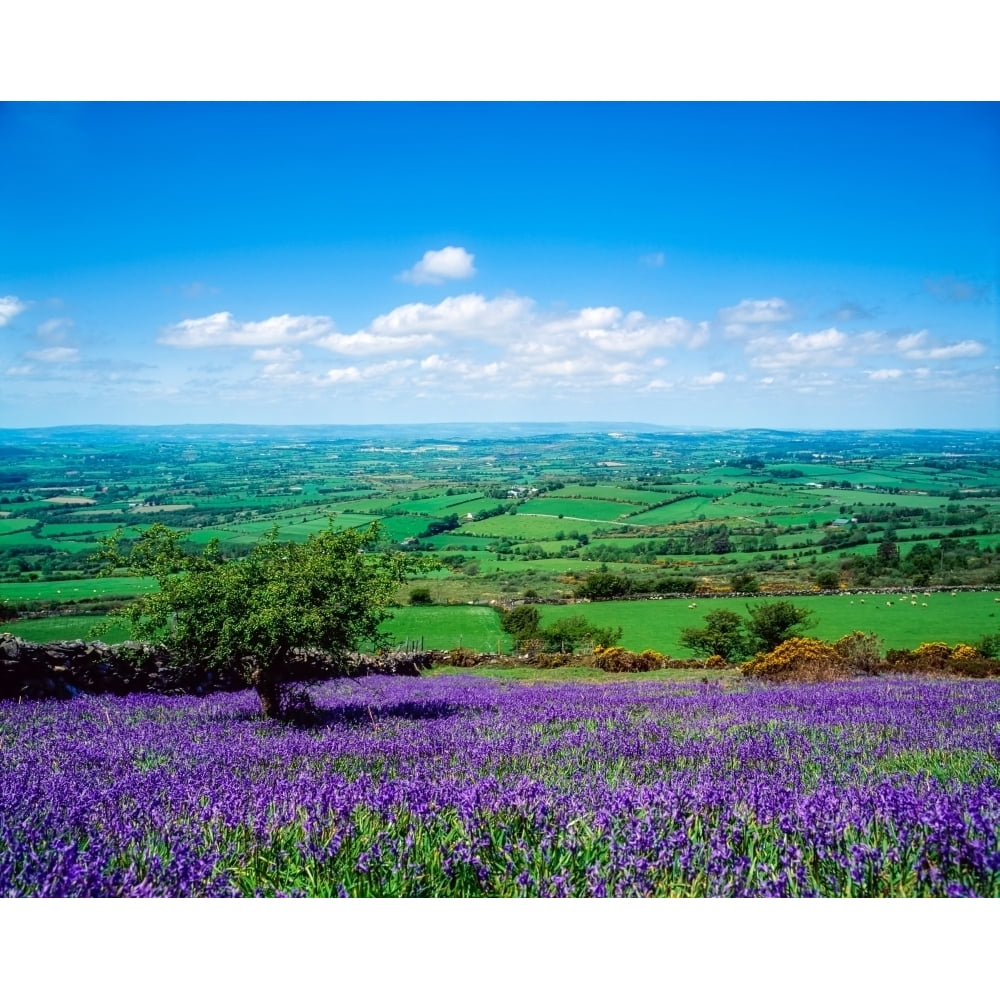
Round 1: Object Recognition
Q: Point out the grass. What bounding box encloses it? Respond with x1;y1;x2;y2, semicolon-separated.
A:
386;604;506;652
3;614;132;643
536;591;1000;656
0;576;159;604
456;514;617;540
6;588;998;656
425;663;736;683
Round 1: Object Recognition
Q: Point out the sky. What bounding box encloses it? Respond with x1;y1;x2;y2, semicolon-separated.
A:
1;101;997;430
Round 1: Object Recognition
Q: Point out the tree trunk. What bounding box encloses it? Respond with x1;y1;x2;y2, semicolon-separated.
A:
253;671;282;720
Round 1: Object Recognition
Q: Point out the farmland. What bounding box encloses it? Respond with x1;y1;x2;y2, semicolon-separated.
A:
2;423;999;655
5;590;997;655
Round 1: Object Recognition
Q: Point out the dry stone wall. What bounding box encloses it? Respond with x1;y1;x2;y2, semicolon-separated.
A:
0;633;435;702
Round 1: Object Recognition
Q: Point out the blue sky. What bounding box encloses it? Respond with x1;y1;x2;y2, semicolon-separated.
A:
1;102;997;429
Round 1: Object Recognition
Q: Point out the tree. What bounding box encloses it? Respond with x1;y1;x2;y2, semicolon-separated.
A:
541;615;622;653
679;609;750;661
575;570;632;599
94;521;415;719
500;604;541;649
745;601;815;653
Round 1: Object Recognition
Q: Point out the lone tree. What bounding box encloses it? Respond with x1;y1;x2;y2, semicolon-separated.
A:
95;521;416;719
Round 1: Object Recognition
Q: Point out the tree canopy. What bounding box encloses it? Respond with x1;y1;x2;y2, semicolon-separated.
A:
95;521;416;718
680;600;817;662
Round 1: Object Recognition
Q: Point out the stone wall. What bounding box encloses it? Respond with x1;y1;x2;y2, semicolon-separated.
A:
0;633;437;702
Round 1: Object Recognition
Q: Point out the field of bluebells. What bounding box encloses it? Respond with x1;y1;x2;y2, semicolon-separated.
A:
2;673;999;897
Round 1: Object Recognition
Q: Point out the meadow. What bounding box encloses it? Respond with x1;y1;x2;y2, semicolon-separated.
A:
2;673;997;896
5;589;997;655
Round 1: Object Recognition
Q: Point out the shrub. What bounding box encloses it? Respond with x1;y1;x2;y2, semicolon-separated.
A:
884;641;999;677
832;631;881;674
592;646;666;673
741;637;846;682
534;652;575;669
409;587;433;605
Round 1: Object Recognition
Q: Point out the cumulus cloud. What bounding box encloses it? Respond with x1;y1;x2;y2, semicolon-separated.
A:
0;295;28;327
719;297;792;326
26;346;80;363
161;311;334;348
897;330;986;360
398;246;476;285
868;368;903;381
578;315;708;354
365;294;531;338
748;328;852;370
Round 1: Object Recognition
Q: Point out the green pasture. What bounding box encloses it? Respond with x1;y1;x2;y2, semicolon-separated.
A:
517;496;637;521
34;522;124;538
2;614;132;643
377;514;436;541
625;497;718;525
0;529;39;548
545;485;669;505
385;492;486;515
0;576;159;604
457;514;614;540
0;517;39;534
386;604;506;652
535;591;1000;657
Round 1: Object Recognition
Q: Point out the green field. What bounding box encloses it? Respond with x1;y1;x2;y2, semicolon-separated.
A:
0;576;160;604
386;605;506;652
9;590;997;658
517;496;638;521
537;592;1000;656
3;614;133;643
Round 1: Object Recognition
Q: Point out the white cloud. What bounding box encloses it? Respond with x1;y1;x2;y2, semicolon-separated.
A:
161;311;334;348
398;246;476;285
366;294;531;338
316;331;439;356
719;297;792;325
691;371;726;386
868;368;903;381
542;306;623;335
418;355;506;380
897;330;985;360
36;318;73;339
26;346;80;363
0;296;28;327
639;252;665;268
252;347;303;363
579;316;708;354
748;328;852;370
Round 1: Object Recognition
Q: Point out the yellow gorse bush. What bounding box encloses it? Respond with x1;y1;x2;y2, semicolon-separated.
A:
742;637;841;679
